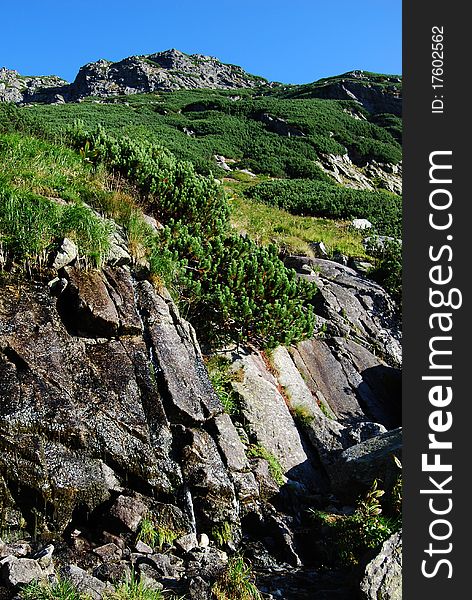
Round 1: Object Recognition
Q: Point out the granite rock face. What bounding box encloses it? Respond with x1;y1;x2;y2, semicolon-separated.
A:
286;257;402;369
0;257;402;598
360;531;402;600
0;268;249;536
0;67;67;103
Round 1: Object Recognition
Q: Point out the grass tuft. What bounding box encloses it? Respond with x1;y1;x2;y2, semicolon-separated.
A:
246;444;285;486
212;555;262;600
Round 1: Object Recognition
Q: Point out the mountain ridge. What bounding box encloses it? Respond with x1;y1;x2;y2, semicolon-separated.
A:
1;49;401;114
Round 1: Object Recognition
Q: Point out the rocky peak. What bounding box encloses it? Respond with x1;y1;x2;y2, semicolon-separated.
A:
1;49;266;105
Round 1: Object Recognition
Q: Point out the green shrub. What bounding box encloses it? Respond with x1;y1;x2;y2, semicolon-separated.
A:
365;237;402;301
22;86;401;178
65;126;317;348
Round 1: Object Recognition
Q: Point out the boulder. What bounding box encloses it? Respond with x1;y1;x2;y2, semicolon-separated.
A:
107;228;132;267
93;543;122;561
61;266;120;337
174;533;198;553
51;238;78;269
352;218;372;230
0;556;43;587
360;531;402;600
0;542;31;559
145;553;185;578
102;267;142;335
310;241;329;259
290;337;401;429
32;544;54;568
189;576;211;599
181;428;239;533
137;282;222;424
134;541;153;554
209;413;249;473
60;565;111;600
299;258;402;367
251;458;281;499
186;547;228;581
329;428;402;501
93;561;131;584
109;495;148;533
0;273;184;535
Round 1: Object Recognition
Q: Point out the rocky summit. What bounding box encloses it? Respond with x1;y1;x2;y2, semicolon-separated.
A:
0;49;266;104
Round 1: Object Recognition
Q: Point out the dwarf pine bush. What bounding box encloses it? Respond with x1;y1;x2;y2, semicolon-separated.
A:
66;124;316;348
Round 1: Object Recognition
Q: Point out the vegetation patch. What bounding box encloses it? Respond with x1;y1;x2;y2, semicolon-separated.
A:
20;578;84;600
136;515;181;551
309;480;401;566
291;405;315;427
245;178;401;238
246;444;285;486
12;83;401;179
211;521;234;547
365;237;402;302
228;189;367;258
212;555;262;600
64;124;317;349
205;355;241;415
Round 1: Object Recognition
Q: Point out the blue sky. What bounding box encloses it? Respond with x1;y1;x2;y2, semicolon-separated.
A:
1;1;401;84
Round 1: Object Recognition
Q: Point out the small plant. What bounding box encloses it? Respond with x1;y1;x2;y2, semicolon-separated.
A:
212;555;262;600
205;355;240;415
246;444;285;486
357;478;384;518
292;405;314;427
79;140;100;165
390;455;403;516
106;572;165;600
20;577;84;600
211;521;234;547
317;399;334;419
136;515;180;551
308;480;399;566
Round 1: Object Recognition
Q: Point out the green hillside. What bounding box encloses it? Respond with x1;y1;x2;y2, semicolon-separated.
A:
0;72;402;348
23;87;402;177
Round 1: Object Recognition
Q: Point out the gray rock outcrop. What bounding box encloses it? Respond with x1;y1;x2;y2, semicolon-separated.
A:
305;71;402;116
360;530;402;600
0;67;67;103
287;257;402;369
0;253;402;598
0;268;234;535
1;49;265;105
